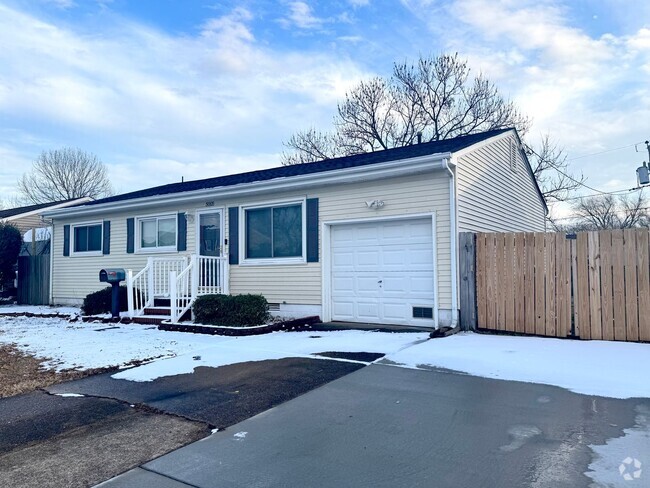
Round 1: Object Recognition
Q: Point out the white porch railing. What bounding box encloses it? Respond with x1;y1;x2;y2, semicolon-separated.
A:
127;255;229;321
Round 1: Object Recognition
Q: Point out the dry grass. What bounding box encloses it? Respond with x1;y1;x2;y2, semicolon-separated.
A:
0;344;111;398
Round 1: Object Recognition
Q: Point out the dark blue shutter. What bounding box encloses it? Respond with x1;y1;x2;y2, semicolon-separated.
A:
177;213;187;251
126;218;135;254
228;207;239;265
306;198;319;262
102;220;111;255
63;225;70;256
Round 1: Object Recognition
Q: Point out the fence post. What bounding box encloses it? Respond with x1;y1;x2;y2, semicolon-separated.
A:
459;232;477;331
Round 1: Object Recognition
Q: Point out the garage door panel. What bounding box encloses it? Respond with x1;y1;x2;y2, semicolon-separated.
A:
356;301;381;321
355;250;380;268
330;218;436;326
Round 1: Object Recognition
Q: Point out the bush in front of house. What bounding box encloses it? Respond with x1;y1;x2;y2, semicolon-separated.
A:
81;285;133;315
193;294;270;327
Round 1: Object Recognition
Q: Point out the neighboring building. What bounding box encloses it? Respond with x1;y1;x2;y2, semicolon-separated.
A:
0;198;92;235
43;128;547;328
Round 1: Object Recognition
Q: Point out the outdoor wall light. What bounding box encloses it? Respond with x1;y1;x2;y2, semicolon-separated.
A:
365;200;385;209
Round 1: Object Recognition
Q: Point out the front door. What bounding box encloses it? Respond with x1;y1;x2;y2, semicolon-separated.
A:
198;210;223;257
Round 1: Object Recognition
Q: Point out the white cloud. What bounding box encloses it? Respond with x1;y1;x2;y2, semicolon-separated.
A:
283;1;323;29
0;4;370;198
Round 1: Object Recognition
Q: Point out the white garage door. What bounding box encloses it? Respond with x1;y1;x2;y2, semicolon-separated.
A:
330;218;436;326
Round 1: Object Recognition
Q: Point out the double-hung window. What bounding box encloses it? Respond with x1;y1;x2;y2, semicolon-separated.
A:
244;202;304;262
72;222;102;255
137;215;177;252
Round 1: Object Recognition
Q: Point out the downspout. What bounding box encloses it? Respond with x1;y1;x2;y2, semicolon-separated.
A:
443;158;458;328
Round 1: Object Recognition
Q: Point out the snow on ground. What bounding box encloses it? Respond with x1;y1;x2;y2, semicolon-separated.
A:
112;330;428;382
0;313;428;377
0;304;80;315
586;404;650;485
382;332;650;399
0;315;230;370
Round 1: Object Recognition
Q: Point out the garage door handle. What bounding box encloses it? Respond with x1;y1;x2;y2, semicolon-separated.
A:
378;280;383;283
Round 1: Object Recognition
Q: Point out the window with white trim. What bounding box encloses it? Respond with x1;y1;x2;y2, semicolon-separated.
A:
137;215;177;251
244;202;304;261
72;223;102;254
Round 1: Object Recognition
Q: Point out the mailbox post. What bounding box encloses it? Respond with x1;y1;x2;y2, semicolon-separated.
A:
99;268;126;319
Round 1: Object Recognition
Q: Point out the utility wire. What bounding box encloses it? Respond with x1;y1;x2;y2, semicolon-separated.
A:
564;142;645;162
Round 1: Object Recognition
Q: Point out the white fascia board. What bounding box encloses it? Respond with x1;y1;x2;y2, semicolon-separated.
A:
43;153;451;219
450;129;515;160
7;197;93;222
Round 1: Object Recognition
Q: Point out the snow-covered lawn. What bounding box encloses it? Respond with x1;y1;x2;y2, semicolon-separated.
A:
0;312;428;378
2;308;650;400
0;304;80;315
383;332;650;399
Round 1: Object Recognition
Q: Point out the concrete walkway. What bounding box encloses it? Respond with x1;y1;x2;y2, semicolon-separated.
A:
97;364;650;488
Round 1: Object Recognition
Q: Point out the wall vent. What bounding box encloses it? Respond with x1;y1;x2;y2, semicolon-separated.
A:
412;307;433;319
268;303;281;311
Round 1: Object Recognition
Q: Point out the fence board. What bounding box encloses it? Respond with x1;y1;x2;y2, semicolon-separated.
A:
636;229;650;341
524;233;535;335
555;233;569;338
476;233;487;329
514;234;525;333
624;229;639;342
504;233;515;330
485;233;497;330
576;233;590;339
544;233;556;336
571;238;579;337
599;230;614;341
611;230;626;341
588;232;602;340
496;233;506;331
534;233;546;335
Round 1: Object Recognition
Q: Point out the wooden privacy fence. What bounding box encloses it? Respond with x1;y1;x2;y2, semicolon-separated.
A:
17;255;50;305
468;229;650;342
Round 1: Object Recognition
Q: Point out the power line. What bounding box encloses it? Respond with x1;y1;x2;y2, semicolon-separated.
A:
565;142;645;162
553;186;644;202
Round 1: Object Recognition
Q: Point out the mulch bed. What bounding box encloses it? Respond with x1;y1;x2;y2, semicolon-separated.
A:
159;316;322;336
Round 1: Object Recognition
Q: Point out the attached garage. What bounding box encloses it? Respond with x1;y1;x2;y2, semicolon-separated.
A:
328;216;437;327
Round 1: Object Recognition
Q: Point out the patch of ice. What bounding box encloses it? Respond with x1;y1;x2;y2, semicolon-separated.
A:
586;405;650;485
54;393;84;398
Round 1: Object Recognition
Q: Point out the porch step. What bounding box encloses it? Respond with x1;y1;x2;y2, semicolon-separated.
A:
143;306;171;316
132;314;170;325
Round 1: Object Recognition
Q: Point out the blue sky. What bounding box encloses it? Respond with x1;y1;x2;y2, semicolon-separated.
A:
1;0;649;218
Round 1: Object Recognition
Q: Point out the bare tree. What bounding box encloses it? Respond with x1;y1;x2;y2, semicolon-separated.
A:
17;148;113;204
282;53;583;203
526;134;586;204
568;191;650;230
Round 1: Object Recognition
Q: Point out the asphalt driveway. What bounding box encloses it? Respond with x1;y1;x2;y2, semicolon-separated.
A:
100;364;650;488
0;357;366;488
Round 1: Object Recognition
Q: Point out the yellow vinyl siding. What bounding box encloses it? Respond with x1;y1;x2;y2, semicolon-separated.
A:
51;171;452;308
456;134;546;233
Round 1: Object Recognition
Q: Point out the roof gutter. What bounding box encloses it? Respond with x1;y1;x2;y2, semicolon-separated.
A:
43;152;452;219
443;157;459;329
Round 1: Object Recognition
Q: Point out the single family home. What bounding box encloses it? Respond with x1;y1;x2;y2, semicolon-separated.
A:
42;128;547;328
